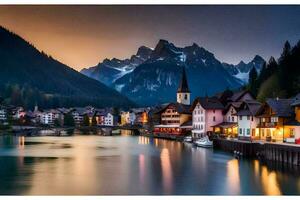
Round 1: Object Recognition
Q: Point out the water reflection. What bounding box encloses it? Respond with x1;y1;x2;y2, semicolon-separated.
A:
0;134;300;195
160;148;173;194
261;166;282;195
226;159;240;194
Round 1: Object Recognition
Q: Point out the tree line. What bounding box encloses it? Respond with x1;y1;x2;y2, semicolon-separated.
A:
247;40;300;101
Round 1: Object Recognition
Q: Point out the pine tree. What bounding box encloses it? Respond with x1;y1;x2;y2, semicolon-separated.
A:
64;113;75;127
83;115;90;126
92;116;97;126
248;67;258;96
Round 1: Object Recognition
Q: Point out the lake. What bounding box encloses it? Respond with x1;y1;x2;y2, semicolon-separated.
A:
0;130;300;195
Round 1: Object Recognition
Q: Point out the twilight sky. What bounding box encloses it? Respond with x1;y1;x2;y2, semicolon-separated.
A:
0;5;300;71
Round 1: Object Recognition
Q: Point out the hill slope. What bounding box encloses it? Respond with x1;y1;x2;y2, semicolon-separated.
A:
0;26;135;109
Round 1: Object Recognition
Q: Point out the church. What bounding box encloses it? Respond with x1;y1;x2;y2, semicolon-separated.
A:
153;67;192;137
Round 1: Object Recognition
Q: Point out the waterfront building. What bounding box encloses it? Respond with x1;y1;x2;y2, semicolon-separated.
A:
12;107;26;119
190;97;224;138
256;98;295;142
0;106;7;122
104;112;117;126
212;102;242;138
236;100;262;140
153;67;192;136
39;111;55;125
288;99;300;143
120;111;130;125
71;108;86;125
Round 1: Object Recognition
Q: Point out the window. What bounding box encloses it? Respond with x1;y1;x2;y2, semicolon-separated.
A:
271;117;278;123
262;129;265;137
213;116;216;121
239;116;242;120
228;116;230;122
232;116;234;122
239;128;243;135
251;116;253;121
184;94;188;100
201;116;203;122
262;118;266;122
290;128;295;137
252;129;255;136
247;116;250;120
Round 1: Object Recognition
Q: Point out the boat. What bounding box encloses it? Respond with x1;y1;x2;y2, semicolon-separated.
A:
183;136;193;143
194;136;213;148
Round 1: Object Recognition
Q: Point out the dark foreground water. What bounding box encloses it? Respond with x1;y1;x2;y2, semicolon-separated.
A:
0;131;300;195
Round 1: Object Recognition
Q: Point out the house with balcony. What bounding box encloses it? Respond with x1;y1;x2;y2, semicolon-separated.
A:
287;98;300;143
190;97;224;138
236;100;262;140
256;98;295;142
212;101;243;138
153;67;192;137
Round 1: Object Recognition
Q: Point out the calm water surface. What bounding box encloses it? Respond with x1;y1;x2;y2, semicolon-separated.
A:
0;130;300;195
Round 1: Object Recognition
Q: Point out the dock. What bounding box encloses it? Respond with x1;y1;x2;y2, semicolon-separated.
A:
214;138;300;165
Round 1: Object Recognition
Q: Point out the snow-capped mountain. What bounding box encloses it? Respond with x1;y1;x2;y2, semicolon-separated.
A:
222;55;265;83
112;40;243;105
81;46;152;86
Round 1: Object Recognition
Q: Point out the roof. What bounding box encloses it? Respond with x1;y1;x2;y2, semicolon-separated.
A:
177;67;190;93
214;89;254;106
230;90;253;102
236;100;262;116
291;100;300;107
190;97;224;111
180;120;192;127
156;102;191;114
285;120;300;126
265;98;294;117
223;101;243;114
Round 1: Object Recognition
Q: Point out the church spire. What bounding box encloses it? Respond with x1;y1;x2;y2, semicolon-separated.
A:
176;67;191;105
177;67;190;93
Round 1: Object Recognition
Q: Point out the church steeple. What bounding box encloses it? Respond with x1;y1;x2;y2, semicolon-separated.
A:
177;67;191;105
177;67;190;93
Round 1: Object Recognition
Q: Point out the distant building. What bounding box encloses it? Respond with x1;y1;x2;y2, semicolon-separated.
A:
12;107;26;119
104;112;117;126
0;106;7;123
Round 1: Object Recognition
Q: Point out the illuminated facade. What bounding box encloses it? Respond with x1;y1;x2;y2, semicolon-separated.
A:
236;100;262;140
256;98;294;142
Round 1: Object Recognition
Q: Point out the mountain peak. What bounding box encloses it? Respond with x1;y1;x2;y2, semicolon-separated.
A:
136;46;153;58
252;55;264;62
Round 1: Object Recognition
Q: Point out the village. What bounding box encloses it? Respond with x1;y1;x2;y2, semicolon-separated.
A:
1;67;300;146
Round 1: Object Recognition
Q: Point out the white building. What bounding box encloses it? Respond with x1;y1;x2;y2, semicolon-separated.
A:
236;100;261;140
104;112;116;126
129;111;136;125
39;112;54;125
0;107;7;122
